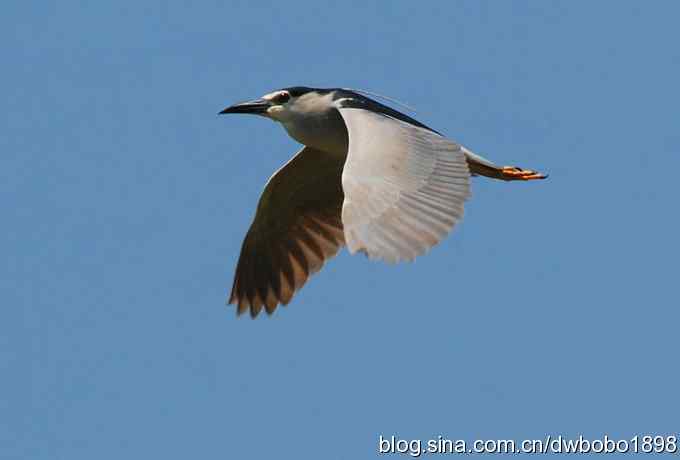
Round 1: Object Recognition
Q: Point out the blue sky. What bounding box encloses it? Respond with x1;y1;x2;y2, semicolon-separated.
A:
3;1;679;458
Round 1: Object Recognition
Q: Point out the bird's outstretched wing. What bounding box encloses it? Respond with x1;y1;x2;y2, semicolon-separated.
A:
337;107;471;263
229;147;345;317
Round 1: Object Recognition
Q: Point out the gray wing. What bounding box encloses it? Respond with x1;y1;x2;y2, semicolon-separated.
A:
337;107;471;263
229;147;345;317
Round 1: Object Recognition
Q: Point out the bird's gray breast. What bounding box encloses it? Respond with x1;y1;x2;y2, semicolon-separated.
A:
282;108;348;157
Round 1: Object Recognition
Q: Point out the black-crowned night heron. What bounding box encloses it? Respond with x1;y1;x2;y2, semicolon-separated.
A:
220;86;546;317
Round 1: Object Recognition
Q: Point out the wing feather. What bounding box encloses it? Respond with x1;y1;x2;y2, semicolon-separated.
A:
228;147;345;317
337;107;471;263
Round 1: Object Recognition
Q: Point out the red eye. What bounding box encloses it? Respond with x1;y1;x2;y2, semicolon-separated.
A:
274;92;290;104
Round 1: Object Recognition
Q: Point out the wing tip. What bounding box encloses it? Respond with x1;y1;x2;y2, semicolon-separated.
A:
227;293;280;318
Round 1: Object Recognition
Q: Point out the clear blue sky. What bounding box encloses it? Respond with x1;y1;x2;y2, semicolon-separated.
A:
3;1;679;458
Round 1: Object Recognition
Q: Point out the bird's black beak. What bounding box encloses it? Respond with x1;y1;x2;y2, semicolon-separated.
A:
219;98;271;115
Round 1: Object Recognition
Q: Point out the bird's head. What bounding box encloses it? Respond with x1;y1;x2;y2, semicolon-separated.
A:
219;87;336;123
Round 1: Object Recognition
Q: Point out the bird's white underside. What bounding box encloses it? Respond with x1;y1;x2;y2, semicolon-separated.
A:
337;107;471;263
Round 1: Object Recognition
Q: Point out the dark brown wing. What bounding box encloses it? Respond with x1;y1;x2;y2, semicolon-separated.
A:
228;147;346;317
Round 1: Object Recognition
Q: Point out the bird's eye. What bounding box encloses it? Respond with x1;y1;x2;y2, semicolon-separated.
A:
273;92;290;104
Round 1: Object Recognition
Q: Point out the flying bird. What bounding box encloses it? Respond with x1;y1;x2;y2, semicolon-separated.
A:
219;87;546;317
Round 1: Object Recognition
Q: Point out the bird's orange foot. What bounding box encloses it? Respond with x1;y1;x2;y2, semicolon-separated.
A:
500;166;548;181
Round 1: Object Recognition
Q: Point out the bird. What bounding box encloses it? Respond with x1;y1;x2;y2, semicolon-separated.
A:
219;86;546;317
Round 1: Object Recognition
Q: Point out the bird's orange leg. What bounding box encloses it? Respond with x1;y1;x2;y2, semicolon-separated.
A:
499;166;548;181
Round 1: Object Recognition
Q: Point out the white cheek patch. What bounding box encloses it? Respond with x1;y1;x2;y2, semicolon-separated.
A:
266;106;287;121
